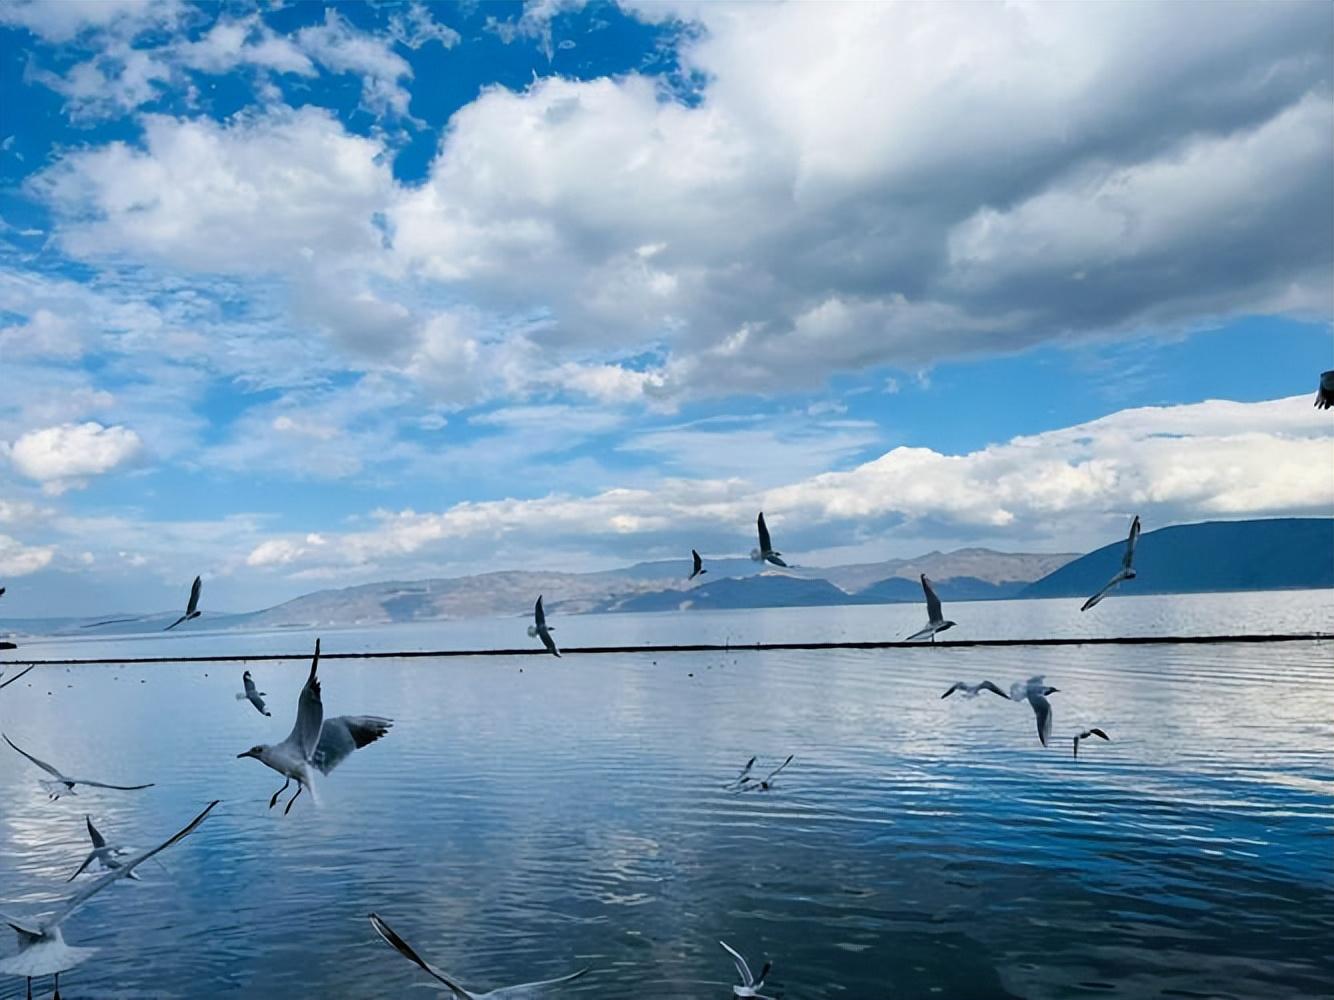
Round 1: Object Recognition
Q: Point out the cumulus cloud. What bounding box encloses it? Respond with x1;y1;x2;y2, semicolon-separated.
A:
0;0;182;43
0;533;55;576
295;9;415;117
6;422;143;494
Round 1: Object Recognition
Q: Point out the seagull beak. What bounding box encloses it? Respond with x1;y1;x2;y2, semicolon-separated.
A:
236;749;256;759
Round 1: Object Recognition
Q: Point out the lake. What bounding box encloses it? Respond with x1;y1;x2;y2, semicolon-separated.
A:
2;591;1332;998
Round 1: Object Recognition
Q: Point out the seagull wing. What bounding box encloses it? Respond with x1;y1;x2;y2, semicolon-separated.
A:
369;913;479;999
312;716;393;775
283;639;324;761
72;777;155;791
762;754;794;783
691;549;703;577
164;614;189;631
3;733;66;779
46;800;218;930
921;574;944;625
186;575;202;615
719;940;754;987
86;815;107;849
1122;516;1141;572
757;512;773;553
534;596;547;630
941;682;965;699
1032;696;1053;747
243;672;259;699
1080;574;1121;612
65;850;99;883
0;665;34;690
485;968;591;998
904;624;936;642
539;628;561;658
1316;370;1334;409
978;681;1009;699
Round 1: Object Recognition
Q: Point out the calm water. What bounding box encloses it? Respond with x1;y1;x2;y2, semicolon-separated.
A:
2;592;1332;998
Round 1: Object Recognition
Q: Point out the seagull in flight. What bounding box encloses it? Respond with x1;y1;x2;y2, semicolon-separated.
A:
369;912;589;998
1315;370;1334;409
734;754;792;793
526;596;560;657
750;512;787;568
1073;728;1110;758
237;639;392;814
1010;676;1059;747
940;680;1009;700
3;734;154;800
905;575;956;642
689;549;707;580
164;575;202;631
1081;516;1141;612
236;670;271;716
0;800;217;1000
66;816;136;883
720;940;775;999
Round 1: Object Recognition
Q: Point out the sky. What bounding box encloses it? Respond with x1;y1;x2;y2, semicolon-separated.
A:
0;0;1331;617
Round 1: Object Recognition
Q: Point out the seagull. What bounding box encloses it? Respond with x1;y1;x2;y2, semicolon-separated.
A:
1073;728;1110;759
3;734;154;800
236;670;271;716
369;912;589;998
1315;370;1334;409
940;680;1009;699
735;754;792;793
1081;515;1141;612
720;940;775;1000
1010;676;1059;747
236;639;393;814
905;575;956;642
1;666;35;691
526;596;560;657
689;549;707;580
0;800;218;1000
164;575;202;631
66;816;136;883
750;512;787;567
723;755;757;790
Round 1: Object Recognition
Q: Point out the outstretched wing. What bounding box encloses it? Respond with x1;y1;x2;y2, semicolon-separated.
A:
921;575;944;625
3;733;65;779
539;628;561;658
186;575;202;615
370;913;478;999
312;716;393;775
0;665;34;690
719;940;754;987
762;754;793;783
74;777;154;791
534;596;547;630
47;800;218;930
978;681;1009;699
1122;516;1141;571
1080;574;1121;612
488;968;591;998
1033;697;1053;747
691;549;703;577
243;672;259;699
65;850;99;883
757;512;773;553
86;815;107;849
941;682;965;699
164;614;189;631
284;639;324;761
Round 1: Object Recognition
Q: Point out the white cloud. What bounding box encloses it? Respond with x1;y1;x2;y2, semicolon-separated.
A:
7;422;143;494
0;309;83;360
295;9;415;117
388;2;461;50
177;15;316;76
0;533;54;576
0;0;182;43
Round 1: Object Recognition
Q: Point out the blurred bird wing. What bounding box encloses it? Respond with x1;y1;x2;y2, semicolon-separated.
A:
3;733;65;779
1122;516;1141;571
283;640;324;761
757;513;773;553
921;575;945;624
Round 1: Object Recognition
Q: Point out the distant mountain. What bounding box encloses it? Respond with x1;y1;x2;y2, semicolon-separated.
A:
856;575;1027;603
609;574;854;613
825;548;1077;592
1022;518;1334;599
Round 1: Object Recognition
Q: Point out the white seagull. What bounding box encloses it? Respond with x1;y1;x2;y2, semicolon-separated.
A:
720;940;775;1000
164;575;202;631
1010;676;1060;747
526;596;561;658
1315;370;1334;409
369;913;589;998
905;575;957;642
689;549;707;580
1080;516;1141;612
236;670;271;716
3;734;154;800
236;639;393;814
0;800;218;1000
1073;727;1110;759
750;512;788;568
66;816;136;883
940;680;1009;700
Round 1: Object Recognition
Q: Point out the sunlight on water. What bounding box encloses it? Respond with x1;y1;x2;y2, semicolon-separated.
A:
1;593;1332;998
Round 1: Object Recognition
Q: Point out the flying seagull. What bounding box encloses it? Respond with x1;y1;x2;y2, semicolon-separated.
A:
720;940;775;1000
735;754;793;793
940;680;1009;700
526;596;560;658
237;639;392;814
1081;516;1141;612
1010;676;1059;747
750;512;787;568
1315;370;1334;409
369;912;589;998
1073;728;1110;759
0;800;218;1000
1;666;35;691
236;670;271;717
689;549;707;580
164;575;202;631
66;816;136;883
3;734;154;800
905;575;957;642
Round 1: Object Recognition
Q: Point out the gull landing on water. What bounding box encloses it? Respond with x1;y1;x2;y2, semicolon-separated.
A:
164;575;202;631
0;801;217;1000
720;941;775;1000
940;680;1009;700
750;512;787;568
1073;728;1110;758
369;913;590;998
527;596;560;657
689;549;707;580
3;734;154;800
1081;516;1140;612
733;754;792;793
1316;370;1334;409
236;670;271;716
237;639;393;815
905;575;956;642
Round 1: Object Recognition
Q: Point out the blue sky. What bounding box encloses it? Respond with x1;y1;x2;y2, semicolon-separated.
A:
0;0;1331;615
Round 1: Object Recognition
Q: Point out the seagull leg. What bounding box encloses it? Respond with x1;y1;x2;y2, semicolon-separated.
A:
52;972;60;1000
283;783;304;816
268;777;290;809
25;977;31;1000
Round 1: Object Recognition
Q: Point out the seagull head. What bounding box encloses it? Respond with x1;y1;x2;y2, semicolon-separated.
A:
1042;685;1059;696
940;620;957;632
526;624;539;638
236;744;267;760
